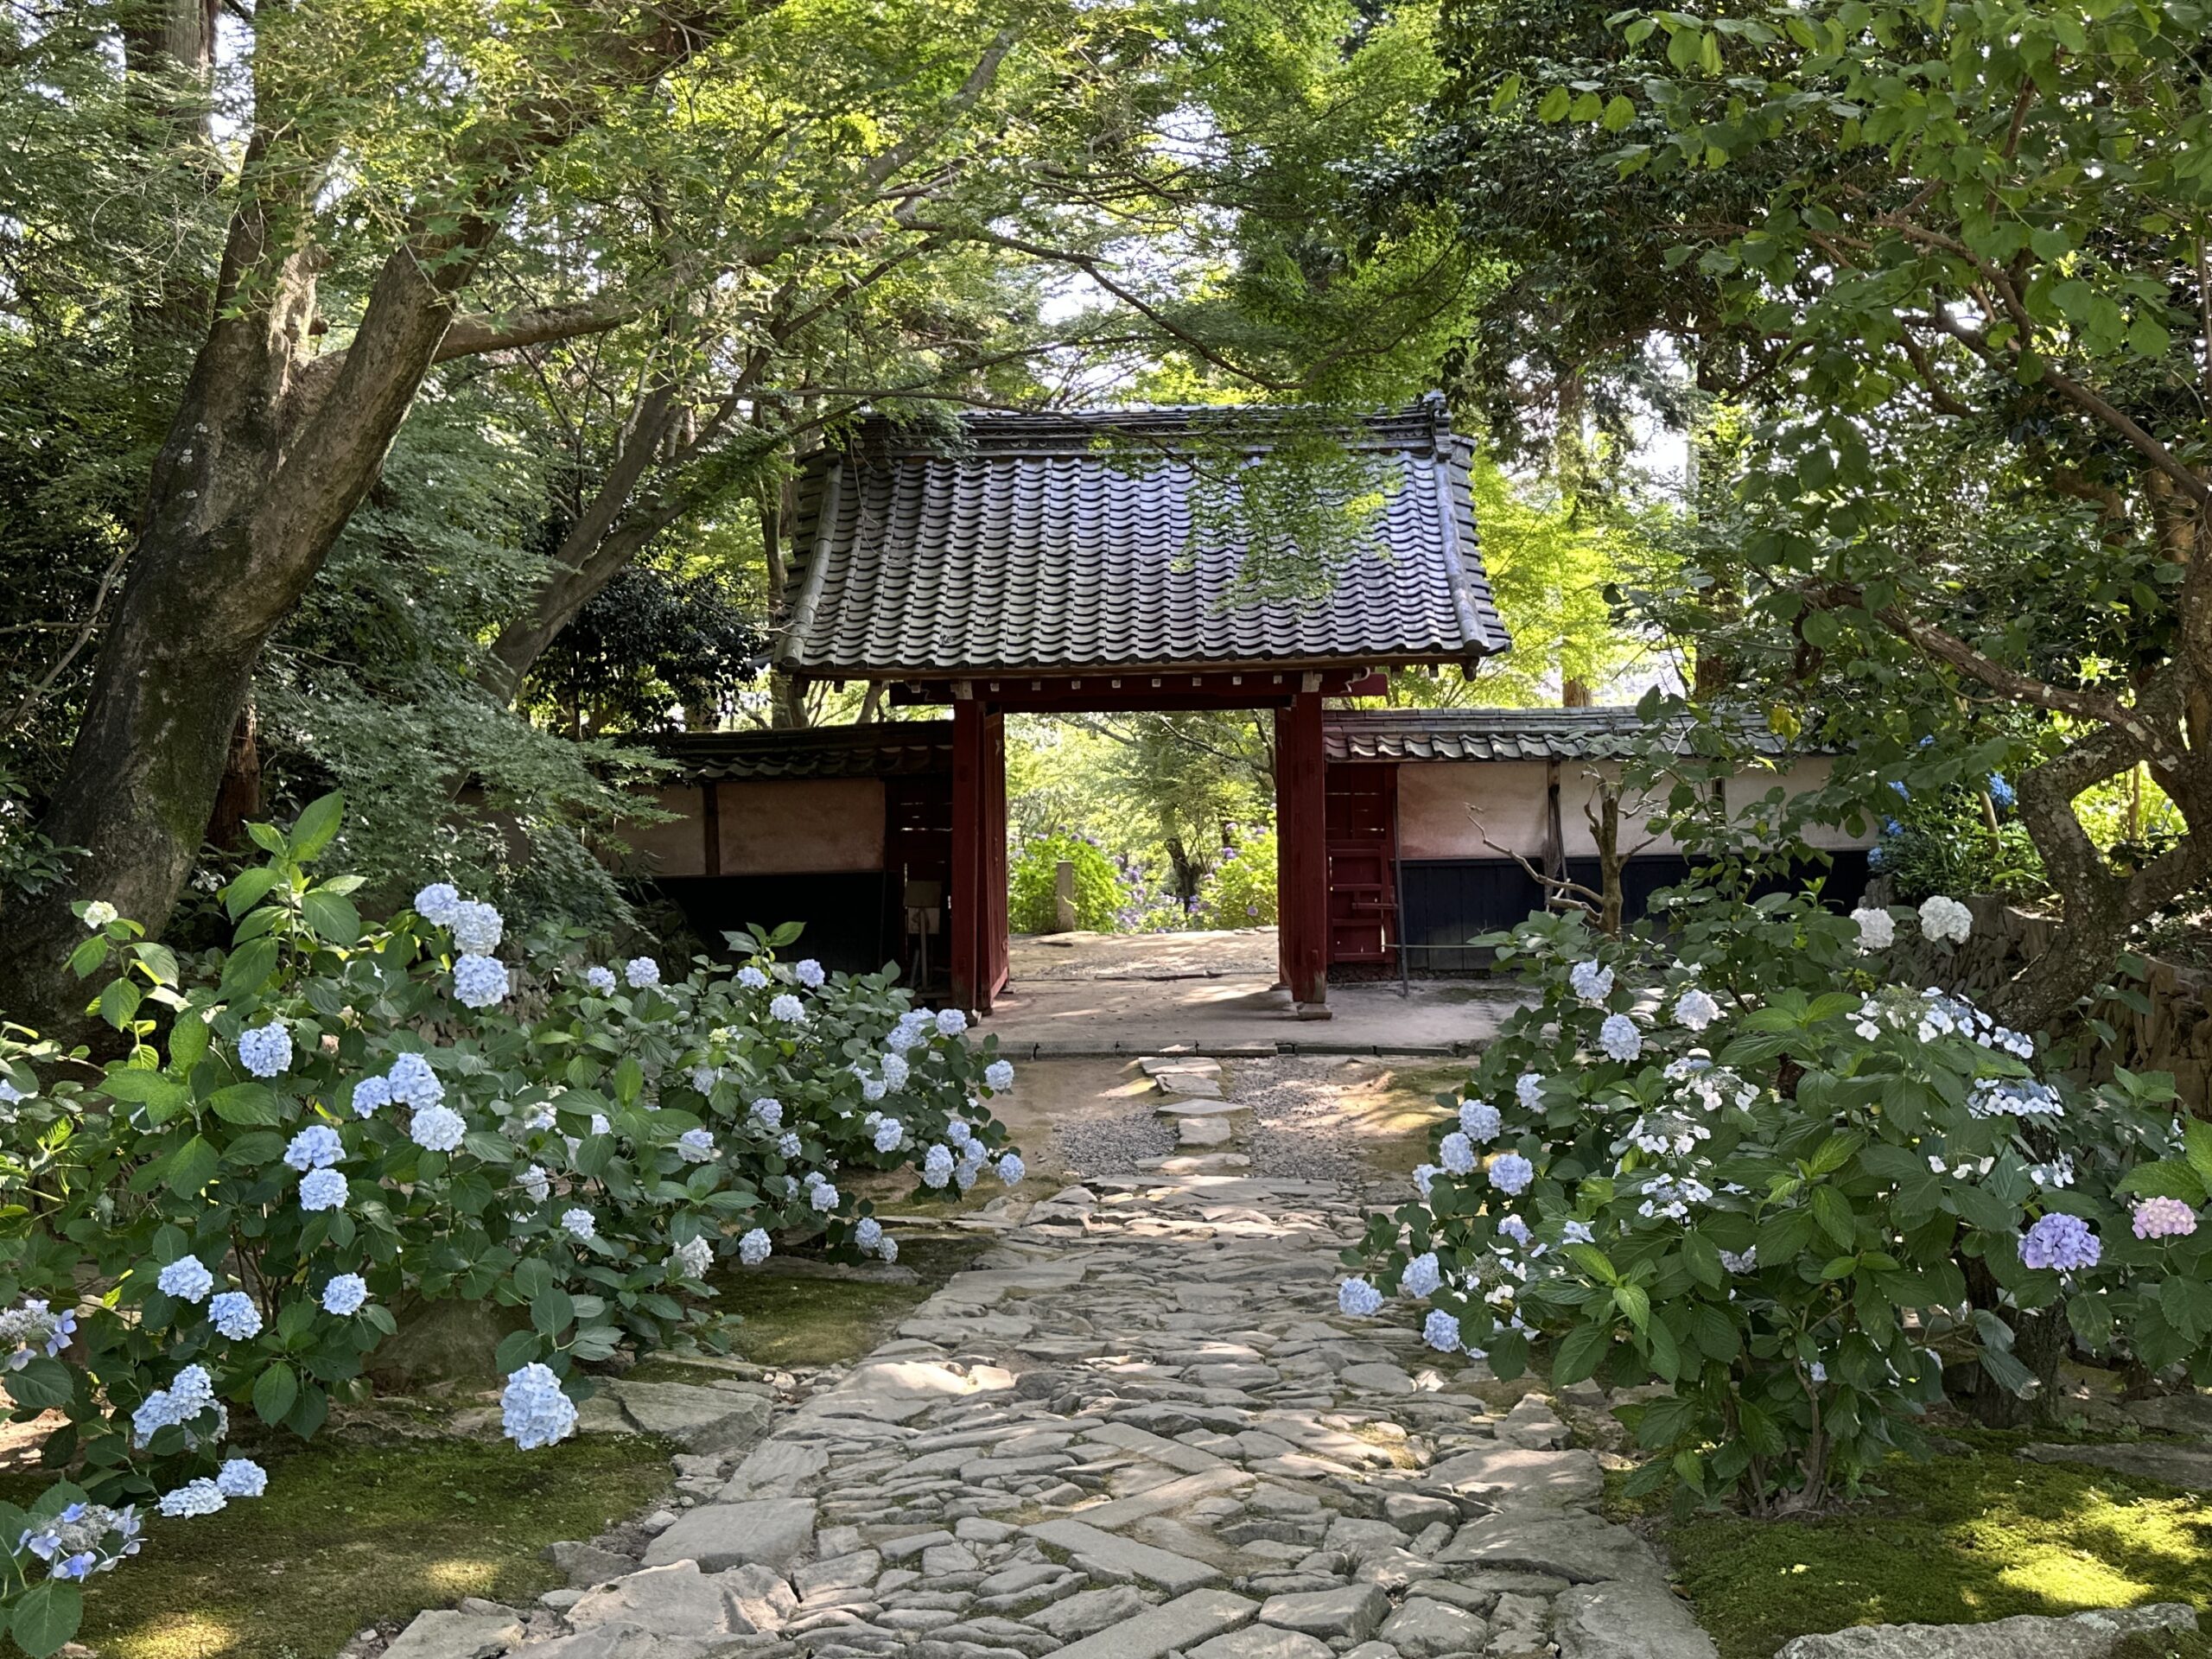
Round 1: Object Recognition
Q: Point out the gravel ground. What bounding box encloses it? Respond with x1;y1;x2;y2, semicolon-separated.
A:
1049;1104;1177;1177
1232;1056;1382;1186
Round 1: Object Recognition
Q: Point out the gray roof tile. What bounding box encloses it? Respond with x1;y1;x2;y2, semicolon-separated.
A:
1324;708;1802;763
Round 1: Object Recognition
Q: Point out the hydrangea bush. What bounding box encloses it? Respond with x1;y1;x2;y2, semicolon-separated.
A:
0;795;1022;1653
1344;888;2205;1515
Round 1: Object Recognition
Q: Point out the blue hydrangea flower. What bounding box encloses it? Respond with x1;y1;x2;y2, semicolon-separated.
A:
738;1228;772;1266
855;1217;883;1251
1568;960;1613;1003
881;1052;910;1088
350;1076;394;1117
921;1144;954;1188
771;994;805;1023
449;899;503;955
237;1020;292;1078
737;965;768;989
808;1180;839;1212
215;1459;267;1498
453;954;510;1009
750;1096;784;1130
934;1007;968;1037
2019;1211;2101;1273
283;1124;342;1172
995;1152;1025;1185
1489;1153;1536;1196
156;1255;215;1304
1459;1099;1502;1141
499;1363;577;1451
300;1168;347;1212
1598;1014;1643;1063
321;1274;369;1316
410;1103;467;1153
795;959;825;988
208;1291;261;1341
385;1052;443;1107
413;883;461;925
777;1132;801;1159
1401;1251;1441;1299
562;1207;596;1242
585;965;616;994
1988;773;2016;809
677;1128;716;1163
1516;1072;1544;1109
1338;1277;1382;1318
156;1479;226;1518
1673;988;1721;1032
872;1118;904;1154
668;1235;714;1279
625;956;660;988
984;1059;1015;1091
1422;1309;1463;1353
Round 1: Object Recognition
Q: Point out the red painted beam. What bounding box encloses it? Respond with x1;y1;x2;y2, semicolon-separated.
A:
950;699;985;1013
1275;691;1329;1007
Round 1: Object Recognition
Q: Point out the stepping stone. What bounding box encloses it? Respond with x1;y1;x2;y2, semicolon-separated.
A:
1139;1153;1251;1173
1552;1580;1715;1659
1026;1516;1225;1593
1420;1444;1605;1508
642;1497;817;1572
566;1562;749;1641
1073;1465;1253;1529
1179;1116;1235;1147
1192;1629;1333;1659
1154;1096;1247;1116
2018;1440;2212;1490
383;1610;524;1659
1257;1583;1389;1641
1378;1595;1489;1656
1051;1588;1258;1659
1433;1510;1664;1584
1028;1585;1151;1640
610;1380;772;1454
719;1440;828;1501
1142;1056;1223;1077
1156;1073;1226;1098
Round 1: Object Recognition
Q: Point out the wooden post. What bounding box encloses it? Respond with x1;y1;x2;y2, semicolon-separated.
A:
982;708;1008;1007
1275;691;1328;1007
950;696;984;1012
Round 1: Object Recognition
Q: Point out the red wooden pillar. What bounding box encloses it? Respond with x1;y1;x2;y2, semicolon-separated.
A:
1275;690;1329;1007
950;697;1009;1014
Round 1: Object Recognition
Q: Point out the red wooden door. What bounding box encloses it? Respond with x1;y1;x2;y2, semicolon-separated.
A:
1325;763;1397;965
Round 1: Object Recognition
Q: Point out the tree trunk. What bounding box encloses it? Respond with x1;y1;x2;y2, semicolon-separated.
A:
207;701;262;850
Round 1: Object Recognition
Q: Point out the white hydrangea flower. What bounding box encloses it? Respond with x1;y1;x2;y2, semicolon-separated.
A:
589;1113;611;1136
321;1274;369;1316
449;900;504;956
921;1144;954;1188
1673;988;1721;1032
669;1235;714;1279
983;1058;1015;1091
1401;1252;1442;1298
1719;1247;1758;1274
300;1168;348;1211
1919;894;1973;945
1439;1131;1476;1175
562;1207;596;1242
737;965;768;989
795;958;826;988
283;1125;342;1172
1516;1071;1544;1109
517;1165;551;1202
1851;906;1895;952
500;1363;578;1450
1338;1277;1382;1318
413;883;461;925
208;1291;261;1341
410;1103;467;1153
1412;1163;1440;1198
1598;1013;1643;1062
215;1458;267;1498
156;1256;214;1304
82;900;119;930
996;1152;1025;1185
157;1479;226;1518
453;954;510;1009
625;956;661;988
770;993;805;1023
1459;1099;1501;1141
677;1128;716;1163
934;1007;968;1037
881;1052;911;1089
1489;1153;1535;1195
872;1118;903;1154
778;1132;801;1159
738;1228;772;1266
237;1020;292;1078
585;965;617;994
878;1236;899;1263
809;1180;839;1212
1568;960;1614;1003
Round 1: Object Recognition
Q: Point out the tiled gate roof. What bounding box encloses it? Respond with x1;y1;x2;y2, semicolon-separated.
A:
1323;707;1803;761
774;400;1508;680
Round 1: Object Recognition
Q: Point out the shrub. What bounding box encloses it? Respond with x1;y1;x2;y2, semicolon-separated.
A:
1343;887;2206;1515
1193;830;1277;927
0;796;1024;1654
1007;831;1124;933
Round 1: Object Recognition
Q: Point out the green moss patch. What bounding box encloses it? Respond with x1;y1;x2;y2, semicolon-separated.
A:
1662;1436;2212;1659
704;1233;982;1369
45;1436;669;1659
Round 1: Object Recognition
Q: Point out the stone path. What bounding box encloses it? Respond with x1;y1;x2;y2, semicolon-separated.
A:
386;1170;1717;1659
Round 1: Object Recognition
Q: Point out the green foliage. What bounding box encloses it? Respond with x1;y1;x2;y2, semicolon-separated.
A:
1351;890;2200;1512
1008;832;1125;934
1194;831;1278;927
0;794;1023;1647
1662;1438;2212;1659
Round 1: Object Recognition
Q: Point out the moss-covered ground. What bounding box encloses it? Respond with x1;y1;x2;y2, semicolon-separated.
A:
1649;1433;2212;1659
16;1435;670;1659
696;1232;982;1370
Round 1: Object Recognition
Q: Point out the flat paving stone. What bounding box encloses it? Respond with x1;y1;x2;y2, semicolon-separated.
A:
1051;1588;1259;1659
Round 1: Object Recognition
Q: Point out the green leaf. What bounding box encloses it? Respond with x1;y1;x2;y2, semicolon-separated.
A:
218;936;281;1000
1810;1185;1856;1249
67;934;111;980
1552;1320;1611;1385
1537;85;1572;122
252;1361;298;1426
208;1083;283;1126
102;1069;191;1122
1601;93;1636;131
2116;1159;2206;1204
531;1285;575;1338
1489;73;1523;113
1563;1242;1619;1285
131;941;180;986
245;822;289;857
170;1012;211;1069
302;889;361;945
167;1134;220;1196
1978;1343;2037;1397
493;1329;540;1375
289;791;345;861
1613;1282;1651;1331
11;1580;83;1657
224;866;282;920
2183;1120;2212;1190
5;1357;73;1412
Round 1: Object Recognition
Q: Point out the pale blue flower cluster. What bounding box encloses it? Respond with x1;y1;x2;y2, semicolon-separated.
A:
1401;1252;1441;1298
872;1118;904;1154
131;1363;216;1446
677;1128;716;1163
414;883;462;924
934;1007;968;1037
453;953;510;1009
1673;988;1721;1032
20;1500;140;1581
921;1144;954;1188
156;1255;214;1304
1719;1246;1758;1274
738;965;769;989
237;1020;292;1078
410;1103;467;1153
156;1479;226;1518
1568;960;1614;1002
855;1217;884;1251
449;900;503;955
806;1177;839;1212
984;1059;1015;1091
1439;1132;1476;1175
216;1458;267;1497
350;1077;394;1117
669;1235;714;1279
386;1051;444;1107
750;1096;784;1130
562;1207;596;1242
1598;1014;1643;1062
1516;1072;1544;1109
518;1165;551;1202
321;1274;369;1316
1488;1153;1535;1195
796;959;826;988
1459;1098;1501;1141
771;993;805;1023
208;1291;261;1340
996;1152;1024;1185
2019;1211;2101;1273
300;1166;348;1211
586;965;617;993
778;1131;802;1159
1422;1309;1463;1352
283;1124;342;1171
500;1363;578;1450
626;956;661;988
1338;1277;1382;1318
0;1298;75;1369
739;1228;772;1266
881;1052;911;1089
